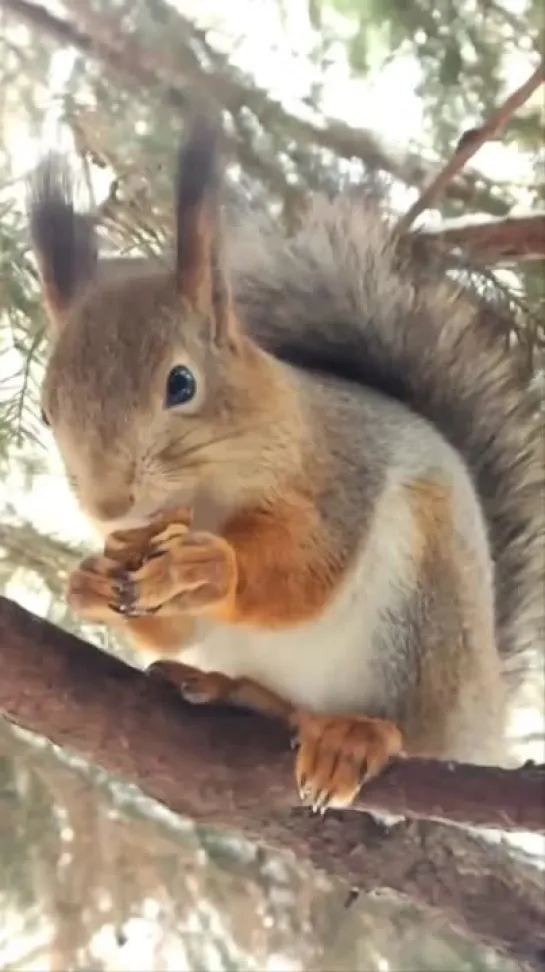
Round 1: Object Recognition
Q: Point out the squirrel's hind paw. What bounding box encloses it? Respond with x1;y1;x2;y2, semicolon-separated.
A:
294;713;403;813
148;660;293;719
148;660;238;704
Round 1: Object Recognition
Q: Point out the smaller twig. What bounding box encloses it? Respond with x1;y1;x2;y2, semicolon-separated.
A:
14;328;42;445
417;213;545;263
396;61;545;234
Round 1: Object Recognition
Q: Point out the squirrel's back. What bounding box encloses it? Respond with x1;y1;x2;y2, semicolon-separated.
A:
231;194;544;688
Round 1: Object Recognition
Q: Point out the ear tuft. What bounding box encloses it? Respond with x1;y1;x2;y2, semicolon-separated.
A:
27;153;97;330
174;110;238;345
175;114;222;237
175;113;221;310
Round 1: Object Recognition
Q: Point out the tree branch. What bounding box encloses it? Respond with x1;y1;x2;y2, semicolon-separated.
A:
0;520;81;593
0;595;544;970
396;60;545;233
419;213;545;263
0;0;294;206
3;0;510;215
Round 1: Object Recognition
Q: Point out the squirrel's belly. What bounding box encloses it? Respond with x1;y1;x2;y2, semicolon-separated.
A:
178;582;391;716
179;503;418;715
179;486;421;714
179;621;381;715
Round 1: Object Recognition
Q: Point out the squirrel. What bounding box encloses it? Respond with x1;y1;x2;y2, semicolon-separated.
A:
27;115;543;811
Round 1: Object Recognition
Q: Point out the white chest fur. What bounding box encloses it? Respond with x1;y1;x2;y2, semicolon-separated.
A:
178;489;418;716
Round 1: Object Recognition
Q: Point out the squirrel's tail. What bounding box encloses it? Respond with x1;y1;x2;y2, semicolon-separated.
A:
233;194;544;689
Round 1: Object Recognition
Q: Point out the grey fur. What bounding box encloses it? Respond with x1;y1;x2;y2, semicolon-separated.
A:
230;195;544;690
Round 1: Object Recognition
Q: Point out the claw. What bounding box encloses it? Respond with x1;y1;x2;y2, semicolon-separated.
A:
298;774;315;805
108;601;139;618
112;571;142;616
143;546;166;563
289;731;300;750
179;681;214;704
114;572;135;602
313;789;332;815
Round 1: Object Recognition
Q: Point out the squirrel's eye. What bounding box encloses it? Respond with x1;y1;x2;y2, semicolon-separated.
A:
165;365;197;408
40;407;50;427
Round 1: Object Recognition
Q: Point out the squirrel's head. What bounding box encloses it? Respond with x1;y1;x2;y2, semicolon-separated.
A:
29;116;299;532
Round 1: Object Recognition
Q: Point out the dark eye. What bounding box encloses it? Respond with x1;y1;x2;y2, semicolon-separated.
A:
165;365;197;408
41;407;50;427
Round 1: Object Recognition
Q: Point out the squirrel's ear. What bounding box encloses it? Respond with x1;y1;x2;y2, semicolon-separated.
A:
27;154;97;334
174;114;238;347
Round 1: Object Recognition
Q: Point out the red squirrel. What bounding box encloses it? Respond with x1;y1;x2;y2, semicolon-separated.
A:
28;115;543;810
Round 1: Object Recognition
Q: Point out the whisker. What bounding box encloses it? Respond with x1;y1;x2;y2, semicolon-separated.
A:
167;418;273;460
139;425;198;467
159;457;243;478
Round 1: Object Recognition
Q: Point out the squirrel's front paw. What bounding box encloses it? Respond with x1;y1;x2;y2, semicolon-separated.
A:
109;528;237;617
104;509;192;566
67;554;133;622
294;713;403;813
67;517;235;622
67;510;195;623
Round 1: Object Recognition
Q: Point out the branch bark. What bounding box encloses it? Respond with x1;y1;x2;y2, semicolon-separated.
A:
0;595;544;970
3;0;510;216
0;0;295;206
396;60;545;233
419;213;545;263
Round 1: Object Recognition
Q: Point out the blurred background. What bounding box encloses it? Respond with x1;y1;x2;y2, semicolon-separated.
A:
0;0;543;968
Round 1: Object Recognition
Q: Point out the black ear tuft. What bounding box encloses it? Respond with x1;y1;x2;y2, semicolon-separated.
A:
175;113;222;229
174;111;224;311
27;153;97;326
173;111;239;345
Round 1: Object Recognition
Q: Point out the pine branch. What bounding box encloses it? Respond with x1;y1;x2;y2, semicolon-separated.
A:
0;595;544;971
0;520;82;597
396;60;545;233
3;0;511;216
419;213;545;263
2;0;299;207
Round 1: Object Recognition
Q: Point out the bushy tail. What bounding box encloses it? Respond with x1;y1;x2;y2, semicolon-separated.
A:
232;194;544;686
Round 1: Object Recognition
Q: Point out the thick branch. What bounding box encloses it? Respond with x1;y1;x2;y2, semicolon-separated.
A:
0;595;544;970
420;213;545;263
397;60;545;233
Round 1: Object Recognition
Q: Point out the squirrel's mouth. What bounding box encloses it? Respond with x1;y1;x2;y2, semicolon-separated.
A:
99;482;220;536
133;494;195;528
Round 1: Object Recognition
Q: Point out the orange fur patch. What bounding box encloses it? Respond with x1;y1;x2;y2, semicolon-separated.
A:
212;490;347;628
402;476;480;757
404;477;454;567
125;615;196;656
